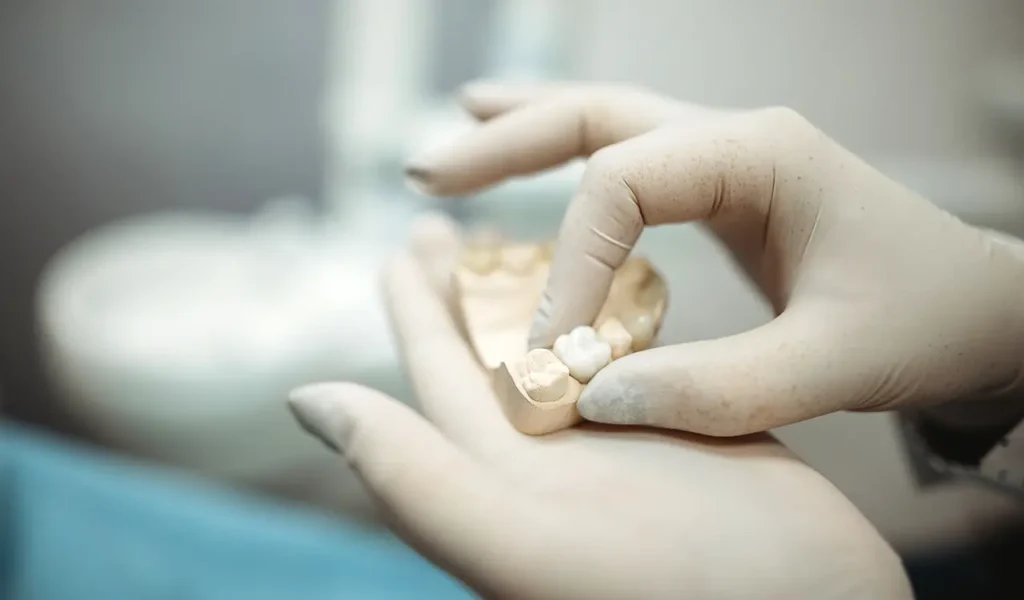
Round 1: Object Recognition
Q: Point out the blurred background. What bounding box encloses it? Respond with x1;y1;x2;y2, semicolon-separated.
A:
2;0;1024;598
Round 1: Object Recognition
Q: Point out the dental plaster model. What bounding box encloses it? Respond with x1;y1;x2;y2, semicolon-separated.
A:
451;232;668;435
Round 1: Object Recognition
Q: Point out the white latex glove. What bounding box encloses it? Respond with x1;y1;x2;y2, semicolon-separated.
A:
404;81;1024;437
287;215;912;600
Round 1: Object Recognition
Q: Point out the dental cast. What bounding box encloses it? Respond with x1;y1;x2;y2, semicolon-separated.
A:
520;348;570;403
552;326;612;383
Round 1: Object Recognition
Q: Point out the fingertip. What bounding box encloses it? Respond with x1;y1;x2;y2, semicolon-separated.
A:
576;365;645;425
288;381;375;454
409;212;460;257
403;164;442;196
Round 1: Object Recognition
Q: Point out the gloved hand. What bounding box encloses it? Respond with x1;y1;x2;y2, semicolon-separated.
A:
404;81;1024;437
287;215;913;600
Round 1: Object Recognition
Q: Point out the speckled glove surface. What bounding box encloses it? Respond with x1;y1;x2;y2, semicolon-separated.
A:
405;81;1024;437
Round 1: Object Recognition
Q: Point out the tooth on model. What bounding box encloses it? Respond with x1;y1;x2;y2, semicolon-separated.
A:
597;318;633;360
460;246;501;274
552;325;612;383
636;276;668;323
520;348;570;403
616;258;651;286
539;239;556;261
465;226;503;247
459;229;503;275
501;244;541;274
621;311;656;351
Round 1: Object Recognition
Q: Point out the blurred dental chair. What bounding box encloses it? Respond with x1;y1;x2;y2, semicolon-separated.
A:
0;421;471;599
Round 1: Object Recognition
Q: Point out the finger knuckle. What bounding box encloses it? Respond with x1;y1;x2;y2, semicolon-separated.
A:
713;106;823;173
580;146;639;210
745;106;823;153
584;145;628;180
576;85;662;150
604;83;656;102
752;105;812;133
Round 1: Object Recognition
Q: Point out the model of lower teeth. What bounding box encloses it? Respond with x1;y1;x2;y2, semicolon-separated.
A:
451;230;668;435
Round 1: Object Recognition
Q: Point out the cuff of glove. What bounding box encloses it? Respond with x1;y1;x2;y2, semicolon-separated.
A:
899;397;1024;499
897;227;1024;495
904;394;1024;466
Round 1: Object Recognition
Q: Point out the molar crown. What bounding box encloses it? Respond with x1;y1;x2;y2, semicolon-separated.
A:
621;312;656;350
460;229;503;274
501;244;541;274
552;326;612;383
521;348;570;403
598;318;633;359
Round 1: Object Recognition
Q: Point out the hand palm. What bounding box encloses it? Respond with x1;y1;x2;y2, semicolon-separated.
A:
441;389;905;599
287;222;911;600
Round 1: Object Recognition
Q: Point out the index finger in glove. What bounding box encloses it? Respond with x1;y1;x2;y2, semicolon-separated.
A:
528;107;816;349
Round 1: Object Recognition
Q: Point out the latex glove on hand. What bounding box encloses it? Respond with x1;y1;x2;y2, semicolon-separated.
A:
287;215;912;600
405;81;1024;437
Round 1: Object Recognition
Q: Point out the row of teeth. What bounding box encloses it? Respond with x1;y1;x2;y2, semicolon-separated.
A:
521;317;654;403
460;240;553;276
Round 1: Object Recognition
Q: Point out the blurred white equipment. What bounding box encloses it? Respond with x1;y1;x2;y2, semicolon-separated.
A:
397;0;585;238
36;0;584;522
37;199;417;519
